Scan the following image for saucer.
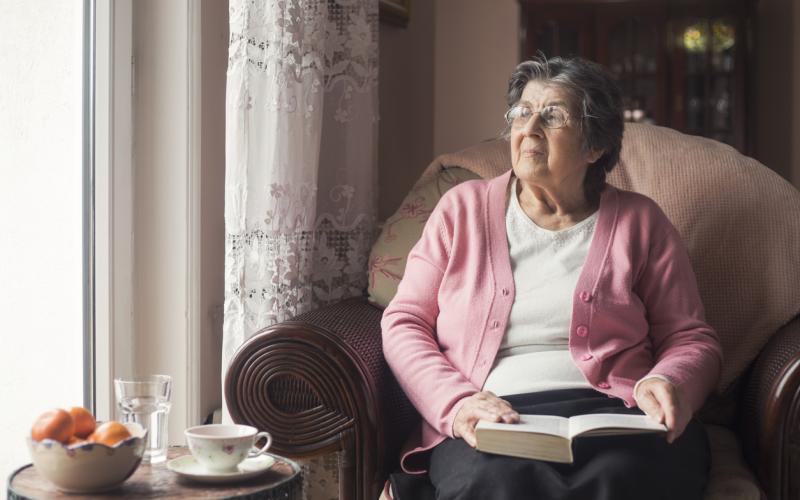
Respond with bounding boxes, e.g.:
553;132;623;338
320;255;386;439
167;454;276;484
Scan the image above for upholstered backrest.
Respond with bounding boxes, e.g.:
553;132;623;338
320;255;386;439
368;123;800;392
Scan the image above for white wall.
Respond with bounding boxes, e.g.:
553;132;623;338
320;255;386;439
433;0;519;156
0;0;84;492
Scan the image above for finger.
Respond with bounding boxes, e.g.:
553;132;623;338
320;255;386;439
475;399;514;417
482;393;514;410
637;390;664;423
650;385;677;431
652;384;677;420
471;407;504;423
456;421;477;448
463;425;477;447
650;385;685;443
494;400;519;418
477;398;519;423
500;411;520;423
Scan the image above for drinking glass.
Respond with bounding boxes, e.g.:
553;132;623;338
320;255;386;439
114;374;172;464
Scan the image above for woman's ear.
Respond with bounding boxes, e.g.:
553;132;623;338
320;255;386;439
586;148;604;164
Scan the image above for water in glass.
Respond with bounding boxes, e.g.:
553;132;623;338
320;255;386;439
114;375;172;464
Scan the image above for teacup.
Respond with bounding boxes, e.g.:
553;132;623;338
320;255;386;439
184;424;272;473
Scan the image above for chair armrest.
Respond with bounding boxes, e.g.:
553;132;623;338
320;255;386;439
224;297;418;500
740;314;800;500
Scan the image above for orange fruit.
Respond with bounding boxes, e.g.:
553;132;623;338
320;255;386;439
68;407;96;438
88;421;131;446
31;409;75;444
67;435;87;446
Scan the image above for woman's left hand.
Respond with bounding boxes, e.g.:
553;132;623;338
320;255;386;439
634;378;692;444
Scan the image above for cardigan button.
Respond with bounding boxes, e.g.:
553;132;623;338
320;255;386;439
579;291;592;303
580;353;593;361
576;325;589;337
597;381;611;389
501;288;510;296
491;320;500;329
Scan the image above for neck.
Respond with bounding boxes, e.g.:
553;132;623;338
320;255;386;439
516;178;595;222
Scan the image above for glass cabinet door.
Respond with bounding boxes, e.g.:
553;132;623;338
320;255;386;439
602;14;665;125
519;0;751;154
670;17;741;148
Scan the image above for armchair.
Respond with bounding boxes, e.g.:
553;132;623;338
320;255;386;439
225;123;800;500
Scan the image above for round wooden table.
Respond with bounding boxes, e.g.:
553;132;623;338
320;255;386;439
7;447;302;499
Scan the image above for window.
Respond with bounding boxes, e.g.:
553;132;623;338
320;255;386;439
0;0;88;486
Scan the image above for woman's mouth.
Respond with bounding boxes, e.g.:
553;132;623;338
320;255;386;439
522;149;544;158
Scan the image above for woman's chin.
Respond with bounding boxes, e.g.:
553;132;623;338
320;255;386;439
513;161;547;180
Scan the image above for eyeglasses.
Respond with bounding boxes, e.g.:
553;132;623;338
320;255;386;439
504;104;571;129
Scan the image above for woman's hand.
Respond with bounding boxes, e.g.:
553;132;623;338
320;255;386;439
634;378;692;443
453;391;520;447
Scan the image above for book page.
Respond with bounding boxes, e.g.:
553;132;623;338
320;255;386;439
477;414;570;439
568;413;666;439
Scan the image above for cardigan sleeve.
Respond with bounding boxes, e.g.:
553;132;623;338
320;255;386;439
635;219;724;413
381;199;480;438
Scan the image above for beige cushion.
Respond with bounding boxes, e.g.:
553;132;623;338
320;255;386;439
703;425;764;500
368;167;480;306
376;425;764;500
369;123;800;392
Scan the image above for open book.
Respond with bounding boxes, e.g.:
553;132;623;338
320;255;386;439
475;413;667;463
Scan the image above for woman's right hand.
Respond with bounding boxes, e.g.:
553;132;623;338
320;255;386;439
453;391;520;447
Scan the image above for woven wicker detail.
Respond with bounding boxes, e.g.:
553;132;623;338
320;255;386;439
225;297;422;499
227;337;355;453
740;314;800;499
290;298;420;469
268;375;322;413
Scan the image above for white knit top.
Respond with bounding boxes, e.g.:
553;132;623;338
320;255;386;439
482;179;596;397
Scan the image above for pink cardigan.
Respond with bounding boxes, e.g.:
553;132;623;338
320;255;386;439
381;170;723;473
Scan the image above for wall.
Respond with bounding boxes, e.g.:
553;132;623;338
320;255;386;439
433;0;520;157
794;0;800;187
754;0;794;182
200;0;228;424
378;0;520;220
378;0;435;220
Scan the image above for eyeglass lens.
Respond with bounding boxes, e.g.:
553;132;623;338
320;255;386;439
507;105;568;129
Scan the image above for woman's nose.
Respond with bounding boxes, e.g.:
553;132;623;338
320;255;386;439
521;112;544;136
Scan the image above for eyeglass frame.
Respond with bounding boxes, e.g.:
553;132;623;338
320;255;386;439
504;103;576;130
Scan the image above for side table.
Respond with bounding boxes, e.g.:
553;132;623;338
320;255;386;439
7;446;302;499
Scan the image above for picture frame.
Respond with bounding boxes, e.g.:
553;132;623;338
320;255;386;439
379;0;410;27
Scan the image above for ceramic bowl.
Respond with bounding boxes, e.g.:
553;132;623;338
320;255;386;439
26;422;147;493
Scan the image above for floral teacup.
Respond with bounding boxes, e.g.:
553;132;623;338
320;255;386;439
184;424;272;473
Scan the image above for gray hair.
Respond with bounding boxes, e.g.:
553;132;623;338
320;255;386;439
506;56;624;204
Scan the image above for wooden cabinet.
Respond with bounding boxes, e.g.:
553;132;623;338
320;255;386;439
519;0;754;153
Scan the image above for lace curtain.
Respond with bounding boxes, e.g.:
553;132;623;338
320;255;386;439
222;0;378;428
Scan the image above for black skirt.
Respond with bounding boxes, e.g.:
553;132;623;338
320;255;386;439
391;388;710;500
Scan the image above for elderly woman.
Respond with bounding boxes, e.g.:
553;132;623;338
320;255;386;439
381;56;723;500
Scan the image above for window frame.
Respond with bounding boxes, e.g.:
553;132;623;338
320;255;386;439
93;0;135;422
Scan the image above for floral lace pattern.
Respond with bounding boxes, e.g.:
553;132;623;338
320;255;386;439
223;2;378;499
228;0;378;120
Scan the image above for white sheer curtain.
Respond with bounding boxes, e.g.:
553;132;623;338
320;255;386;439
222;0;378;414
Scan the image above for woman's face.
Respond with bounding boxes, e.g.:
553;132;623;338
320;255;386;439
509;81;600;197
